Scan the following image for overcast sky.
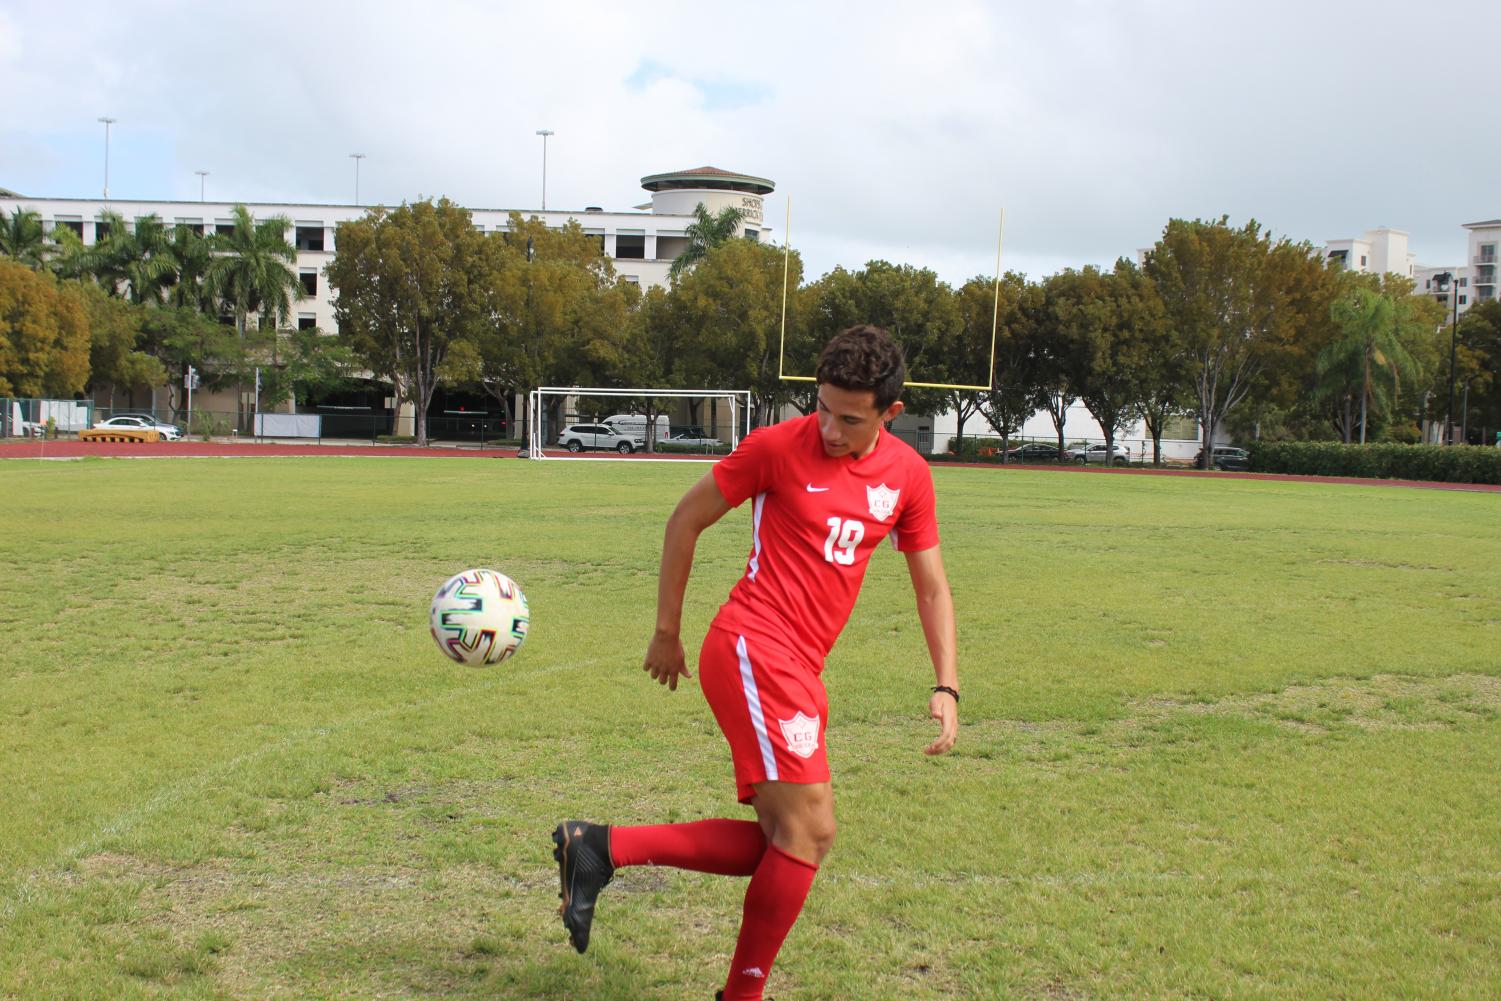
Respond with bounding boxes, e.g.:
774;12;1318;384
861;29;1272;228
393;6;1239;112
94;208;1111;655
2;0;1496;284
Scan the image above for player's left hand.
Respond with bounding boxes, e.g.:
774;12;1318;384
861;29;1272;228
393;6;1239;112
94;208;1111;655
924;691;958;755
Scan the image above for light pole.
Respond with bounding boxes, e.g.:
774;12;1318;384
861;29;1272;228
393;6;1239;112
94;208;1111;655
535;129;554;209
195;170;208;202
1435;271;1462;445
349;153;365;205
98;116;116;199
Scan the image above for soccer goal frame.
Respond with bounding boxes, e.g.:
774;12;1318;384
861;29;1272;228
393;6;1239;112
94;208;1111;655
525;386;752;459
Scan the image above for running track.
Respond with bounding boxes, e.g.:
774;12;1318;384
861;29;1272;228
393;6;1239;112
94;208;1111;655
1;439;1497;492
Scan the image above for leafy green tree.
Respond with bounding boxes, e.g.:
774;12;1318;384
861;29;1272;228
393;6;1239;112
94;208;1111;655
69;283;163;408
0;259;90;397
1447;301;1501;443
327;199;497;445
668;203;746;282
256;326;358;409
1143;216;1326;466
138;305;249;415
665;238;806;424
451;214;634;438
1050;261;1167;464
1030;274;1077;456
0;208;48;270
980;273;1047;458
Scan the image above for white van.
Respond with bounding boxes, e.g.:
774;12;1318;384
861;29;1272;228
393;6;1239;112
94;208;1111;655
603;413;670;442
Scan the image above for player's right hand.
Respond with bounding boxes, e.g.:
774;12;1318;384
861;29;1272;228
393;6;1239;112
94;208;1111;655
643;629;692;691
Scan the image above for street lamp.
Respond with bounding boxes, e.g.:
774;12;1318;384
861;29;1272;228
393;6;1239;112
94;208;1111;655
349;153;365;205
195;170;208;202
97;116;116;199
535;129;554;210
1434;271;1462;445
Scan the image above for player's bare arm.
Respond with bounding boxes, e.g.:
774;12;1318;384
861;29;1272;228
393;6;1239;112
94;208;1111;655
643;470;733;690
905;544;959;755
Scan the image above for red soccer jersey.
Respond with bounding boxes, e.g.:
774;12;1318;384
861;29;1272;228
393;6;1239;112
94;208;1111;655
710;413;940;670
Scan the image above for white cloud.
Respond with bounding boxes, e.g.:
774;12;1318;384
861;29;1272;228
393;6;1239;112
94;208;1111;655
1;0;1496;280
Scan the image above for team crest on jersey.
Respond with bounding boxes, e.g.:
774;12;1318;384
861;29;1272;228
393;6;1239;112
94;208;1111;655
778;712;821;759
866;483;900;522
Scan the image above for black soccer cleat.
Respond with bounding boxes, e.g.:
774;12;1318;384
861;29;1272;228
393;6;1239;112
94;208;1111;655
553;820;614;953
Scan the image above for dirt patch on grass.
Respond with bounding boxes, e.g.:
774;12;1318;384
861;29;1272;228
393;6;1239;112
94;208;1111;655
1142;673;1501;732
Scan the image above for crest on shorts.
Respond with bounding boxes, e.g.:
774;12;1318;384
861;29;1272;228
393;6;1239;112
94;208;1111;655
778;712;821;759
866;483;900;522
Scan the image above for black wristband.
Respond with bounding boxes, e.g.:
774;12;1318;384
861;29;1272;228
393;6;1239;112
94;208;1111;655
932;685;959;703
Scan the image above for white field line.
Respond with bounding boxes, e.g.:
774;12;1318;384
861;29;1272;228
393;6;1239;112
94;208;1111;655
0;652;614;921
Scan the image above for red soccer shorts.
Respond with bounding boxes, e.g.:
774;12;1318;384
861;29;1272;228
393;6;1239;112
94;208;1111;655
699;625;830;803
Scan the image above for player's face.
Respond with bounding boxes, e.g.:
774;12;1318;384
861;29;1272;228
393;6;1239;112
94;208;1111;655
816;384;904;458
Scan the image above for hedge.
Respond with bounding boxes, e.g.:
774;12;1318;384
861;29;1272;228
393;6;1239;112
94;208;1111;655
1247;441;1501;485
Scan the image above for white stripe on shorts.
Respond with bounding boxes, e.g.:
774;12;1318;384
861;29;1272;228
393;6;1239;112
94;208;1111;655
735;634;779;782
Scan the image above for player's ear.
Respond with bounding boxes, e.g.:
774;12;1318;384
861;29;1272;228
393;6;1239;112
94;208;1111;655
881;400;905;424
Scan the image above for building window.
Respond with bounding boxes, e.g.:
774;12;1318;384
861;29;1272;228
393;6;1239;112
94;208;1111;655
1328;250;1348;268
95;220;113;240
298;315;317;331
295;225;325;252
1360;255;1367;267
56;219;84;238
1459;295;1468;305
615;234;645;260
622;275;640;286
216;222;236;238
744;228;759;242
1460;277;1468;287
300;272;318;297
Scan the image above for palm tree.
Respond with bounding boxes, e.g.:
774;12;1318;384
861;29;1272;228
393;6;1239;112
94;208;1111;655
1317;286;1418;443
166;223;214;313
206;204;302;334
667;202;746;281
92;212;177;304
0;208;48;269
205;204;303;426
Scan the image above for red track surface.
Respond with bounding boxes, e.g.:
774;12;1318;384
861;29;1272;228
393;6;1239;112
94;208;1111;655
2;439;1496;492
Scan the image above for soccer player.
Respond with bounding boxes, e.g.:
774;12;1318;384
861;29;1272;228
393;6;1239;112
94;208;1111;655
553;324;959;999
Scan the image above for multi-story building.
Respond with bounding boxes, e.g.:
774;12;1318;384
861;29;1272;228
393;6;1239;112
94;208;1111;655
0;165;774;335
1323;227;1417;278
1465;219;1500;310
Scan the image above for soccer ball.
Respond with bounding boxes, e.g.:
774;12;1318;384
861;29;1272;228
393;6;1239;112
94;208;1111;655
429;569;530;666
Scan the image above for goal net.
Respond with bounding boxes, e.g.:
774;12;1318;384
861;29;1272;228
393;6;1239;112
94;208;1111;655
524;387;751;459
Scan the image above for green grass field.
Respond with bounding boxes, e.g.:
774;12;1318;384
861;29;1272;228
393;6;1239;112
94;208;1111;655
2;457;1499;1000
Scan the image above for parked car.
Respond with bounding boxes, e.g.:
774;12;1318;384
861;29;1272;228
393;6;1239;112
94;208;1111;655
664;429;724;448
1065;443;1130;465
1003;442;1062;463
557;423;645;453
1196;445;1250;471
603;413;670;442
94;415;183;440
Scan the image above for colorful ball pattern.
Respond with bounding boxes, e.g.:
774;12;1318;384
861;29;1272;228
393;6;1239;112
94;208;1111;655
429;569;530;666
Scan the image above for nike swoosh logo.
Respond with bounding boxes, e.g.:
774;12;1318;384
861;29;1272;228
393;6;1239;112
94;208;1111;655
805;483;830;492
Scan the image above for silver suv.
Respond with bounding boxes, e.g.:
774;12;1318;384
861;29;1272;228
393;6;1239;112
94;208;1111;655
557;423;645;454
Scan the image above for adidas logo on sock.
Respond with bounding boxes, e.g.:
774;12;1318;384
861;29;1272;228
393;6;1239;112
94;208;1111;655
741;967;765;978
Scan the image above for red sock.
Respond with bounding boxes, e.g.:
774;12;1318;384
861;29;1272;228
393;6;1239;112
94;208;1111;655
721;845;818;1000
610;819;767;876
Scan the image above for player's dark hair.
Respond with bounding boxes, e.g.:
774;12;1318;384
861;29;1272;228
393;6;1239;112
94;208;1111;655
815;325;907;412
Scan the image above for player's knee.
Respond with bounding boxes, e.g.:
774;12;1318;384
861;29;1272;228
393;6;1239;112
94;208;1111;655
809;815;836;859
